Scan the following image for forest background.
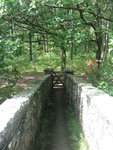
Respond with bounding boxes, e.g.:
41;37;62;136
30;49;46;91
0;0;113;102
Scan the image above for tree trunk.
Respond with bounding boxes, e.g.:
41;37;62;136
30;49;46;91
61;48;66;71
11;22;14;41
37;34;40;46
102;0;111;60
95;0;102;69
46;34;48;52
103;21;109;60
70;9;74;60
29;32;33;61
43;34;46;52
96;33;102;69
70;36;73;60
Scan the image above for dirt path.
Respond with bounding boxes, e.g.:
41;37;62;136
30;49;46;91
47;88;70;150
0;72;43;103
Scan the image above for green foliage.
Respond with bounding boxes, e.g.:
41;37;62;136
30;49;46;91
0;0;113;100
98;81;108;90
0;37;26;97
99;63;113;96
0;38;24;87
110;50;113;64
0;86;22;103
87;60;113;96
65;102;89;150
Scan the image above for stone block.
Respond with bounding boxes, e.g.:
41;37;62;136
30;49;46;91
65;74;113;150
0;75;52;150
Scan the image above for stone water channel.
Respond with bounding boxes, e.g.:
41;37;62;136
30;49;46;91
38;69;72;150
46;88;70;150
0;70;113;150
35;70;88;150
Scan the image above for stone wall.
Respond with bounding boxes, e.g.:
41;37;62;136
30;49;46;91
0;75;52;150
65;74;113;150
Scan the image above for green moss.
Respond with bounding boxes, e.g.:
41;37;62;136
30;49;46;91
65;102;89;150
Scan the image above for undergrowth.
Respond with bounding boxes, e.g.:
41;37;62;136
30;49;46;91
65;101;89;150
0;86;22;104
88;61;113;96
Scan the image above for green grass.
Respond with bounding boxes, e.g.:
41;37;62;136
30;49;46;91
65;102;89;150
18;51;62;73
18;51;92;74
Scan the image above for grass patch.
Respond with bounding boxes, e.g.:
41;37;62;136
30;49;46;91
65;102;89;150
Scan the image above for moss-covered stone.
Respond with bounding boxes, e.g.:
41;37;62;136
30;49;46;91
0;75;52;150
65;74;113;150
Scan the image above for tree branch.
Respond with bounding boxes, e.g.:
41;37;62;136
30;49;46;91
77;4;96;30
45;4;113;22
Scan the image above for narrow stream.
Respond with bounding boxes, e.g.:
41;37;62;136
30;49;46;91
46;88;70;150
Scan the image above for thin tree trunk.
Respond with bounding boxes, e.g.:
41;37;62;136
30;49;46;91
96;33;102;69
46;34;48;52
70;9;74;60
103;21;109;60
37;34;41;50
95;0;102;69
102;0;111;61
11;21;14;41
29;32;33;61
61;48;66;71
70;36;73;60
43;34;46;52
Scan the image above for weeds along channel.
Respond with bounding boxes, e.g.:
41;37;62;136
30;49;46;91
65;101;89;150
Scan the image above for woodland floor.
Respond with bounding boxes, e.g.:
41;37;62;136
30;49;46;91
0;72;43;103
16;72;43;89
